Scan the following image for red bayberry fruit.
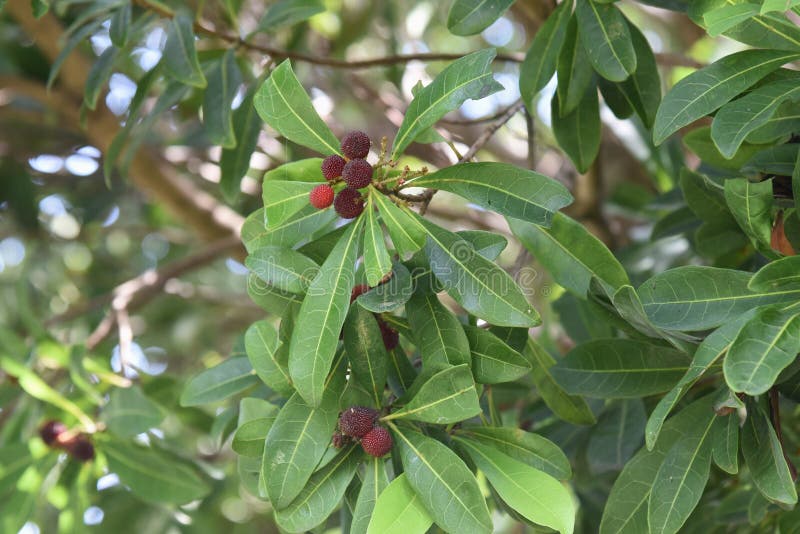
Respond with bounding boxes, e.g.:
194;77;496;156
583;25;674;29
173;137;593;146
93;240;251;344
321;155;346;181
309;184;335;209
377;318;399;351
39;420;67;447
65;436;95;462
342;159;373;188
351;284;370;303
339;406;379;438
341;131;371;159
334;188;365;219
361;426;392;457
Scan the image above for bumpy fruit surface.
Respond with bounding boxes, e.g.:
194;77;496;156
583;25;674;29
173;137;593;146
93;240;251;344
377;318;399;351
361;426;392;457
341;131;371;159
339;406;379;438
39;420;66;447
66;436;95;462
334;188;364;219
332;430;350;448
309;184;335;209
342;159;373;188
321;154;346;181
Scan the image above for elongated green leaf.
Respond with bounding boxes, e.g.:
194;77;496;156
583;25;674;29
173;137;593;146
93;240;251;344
724;304;800;395
446;0;514;35
576;0;636;82
406;290;470;369
0;444;32;496
750;255;800;291
647;412;716;534
551;83;601;173
519;0;572;105
343;304;389;407
99;437;211;504
456;426;572;480
204;50;242;149
384;364;480;423
180;356;257;406
645;308;756;450
552;339;691;398
557;15;594;116
84;47;118;110
357;262;413;313
510;213;629;297
366;474;433;534
712;75;800;158
638;266;800;331
391;425;493;534
352;458;389;534
653;49;800;144
462;325;531;383
102;386;165;437
405;162;572;226
289;220;362;406
364;195;392;287
391;49;502;159
458;230;507;259
742;400;798;505
264;366;343;508
712;413;739;474
243;205;337;253
703;3;760;35
263;180;319;228
589;400;647;473
259;0;325;30
679;168;732;223
109;4;131;46
761;0;800;13
246;246;319;294
47;19;103;90
524;339;597;425
724;177;774;253
418;216;540;327
372;190;426;258
244;319;293;395
456;438;575;534
232;417;275;457
163;11;207;87
220;89;261;202
255;60;341;156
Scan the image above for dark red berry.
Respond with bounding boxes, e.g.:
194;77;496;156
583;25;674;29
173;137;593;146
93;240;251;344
334;188;365;219
377;318;399;351
339;406;379;438
39;420;67;447
66;436;95;462
361;426;392;457
351;284;370;303
332;430;350;448
341;131;371;159
309;184;335;209
342;159;373;188
321;155;346;181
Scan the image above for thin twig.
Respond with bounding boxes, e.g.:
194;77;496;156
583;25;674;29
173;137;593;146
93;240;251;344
769;387;798;481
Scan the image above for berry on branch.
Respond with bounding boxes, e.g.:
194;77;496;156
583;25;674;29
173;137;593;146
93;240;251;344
39;420;66;447
334;188;365;219
321;154;346;181
66;436;95;462
339;406;379;438
341;131;371;159
377;318;399;351
361;426;392;457
342;158;373;189
309;184;335;209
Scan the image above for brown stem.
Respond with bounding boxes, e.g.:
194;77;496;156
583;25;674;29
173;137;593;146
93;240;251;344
769;387;798;481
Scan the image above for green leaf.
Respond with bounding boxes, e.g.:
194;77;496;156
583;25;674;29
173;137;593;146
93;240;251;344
343;304;389;407
372;191;426;258
653;49;800;145
456;425;572;480
232;417;276;457
519;0;572;106
510;213;629;296
418;216;540;327
405;162;573;226
0;444;32;496
102;386;165;437
761;0;800;13
391;425;493;534
391;49;502;159
246;245;319;294
724;304;800;395
524;339;597;425
364;195;393;287
406;290;471;370
384;364;480;424
638;266;800;331
446;0;515;35
263;366;343;508
356;262;414;313
647;412;717;534
724;177;774;253
351;457;389;534
557;15;594;116
588;400;647;473
84;47;118;110
552;339;691;398
750;255;800;291
457;230;507;259
795;125;800;212
741;400;798;505
244;319;293;395
289;220;362;406
99;436;211;505
47;19;103;90
551;82;601;173
679;168;733;223
684;127;767;171
255;60;341;156
163;11;207;88
703;4;760;36
366;473;434;534
180;356;257;406
203;50;242;149
711;74;800;158
455;438;575;534
220;89;261;202
259;0;325;31
275;445;361;532
712;413;739;475
263;180;320;228
463;325;531;384
575;0;636;82
243;205;337;253
109;4;131;47
645;309;756;450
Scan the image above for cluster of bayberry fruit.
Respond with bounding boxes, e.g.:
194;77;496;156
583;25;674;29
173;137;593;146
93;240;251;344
333;406;392;457
309;131;374;218
39;420;95;462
